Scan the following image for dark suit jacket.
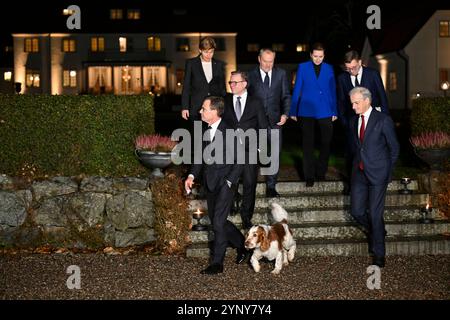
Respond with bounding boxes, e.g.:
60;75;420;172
181;56;226;120
337;66;389;126
247;67;291;127
223;93;269;157
190;119;243;192
349;109;399;185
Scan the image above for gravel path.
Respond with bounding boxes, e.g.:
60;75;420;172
1;253;449;300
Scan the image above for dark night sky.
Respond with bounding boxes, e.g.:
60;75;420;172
0;0;449;65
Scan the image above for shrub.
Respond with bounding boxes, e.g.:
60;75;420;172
410;97;450;136
0;94;154;177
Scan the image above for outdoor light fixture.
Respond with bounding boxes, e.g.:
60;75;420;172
441;81;449;97
399;177;413;195
192;208;207;231
419;204;434;224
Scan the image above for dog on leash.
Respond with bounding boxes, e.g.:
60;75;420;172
244;202;296;274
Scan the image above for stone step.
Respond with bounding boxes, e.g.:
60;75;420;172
186;235;450;257
189;193;429;211
193;206;444;226
188;220;450;243
191;180;419;197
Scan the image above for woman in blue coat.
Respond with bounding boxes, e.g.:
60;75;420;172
289;43;338;187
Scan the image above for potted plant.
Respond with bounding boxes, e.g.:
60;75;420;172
410;131;450;170
134;134;177;177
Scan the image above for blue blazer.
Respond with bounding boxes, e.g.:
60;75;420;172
289;61;337;119
349;109;399;185
337;66;389;127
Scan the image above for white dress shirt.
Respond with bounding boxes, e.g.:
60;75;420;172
201;60;213;83
358;106;373;139
233;91;248;117
259;69;272;87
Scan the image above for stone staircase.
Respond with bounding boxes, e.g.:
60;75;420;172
186;180;450;257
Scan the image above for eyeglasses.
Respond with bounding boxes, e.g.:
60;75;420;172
228;80;246;86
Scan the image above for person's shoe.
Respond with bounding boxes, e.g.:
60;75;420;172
200;264;223;275
305;180;314;187
235;248;249;264
266;188;280;197
371;256;385;268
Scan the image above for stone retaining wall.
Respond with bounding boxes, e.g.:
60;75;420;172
0;175;155;248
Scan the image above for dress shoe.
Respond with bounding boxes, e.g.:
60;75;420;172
266;188;280;197
235;248;249;264
200;264;223;275
371;256;385;268
305;180;314;187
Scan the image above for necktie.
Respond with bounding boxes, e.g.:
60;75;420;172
264;72;270;89
359;115;365;170
206;126;213;145
235;96;242;121
354;76;360;87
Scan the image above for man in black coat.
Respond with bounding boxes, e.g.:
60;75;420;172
185;96;247;275
248;48;291;197
223;71;269;229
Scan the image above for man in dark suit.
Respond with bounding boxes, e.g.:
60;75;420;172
185;96;247;275
248;48;291;197
337;50;390;193
223;71;269;229
181;37;226;122
349;87;399;268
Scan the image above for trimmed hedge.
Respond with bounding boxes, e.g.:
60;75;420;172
411;97;450;136
0;94;154;177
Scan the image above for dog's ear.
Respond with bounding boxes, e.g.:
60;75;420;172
260;229;270;251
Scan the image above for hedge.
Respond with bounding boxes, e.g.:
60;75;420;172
0;94;154;177
411;97;450;136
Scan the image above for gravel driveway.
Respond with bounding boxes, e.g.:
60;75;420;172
1;253;448;300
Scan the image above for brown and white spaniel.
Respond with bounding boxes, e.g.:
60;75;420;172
244;203;296;274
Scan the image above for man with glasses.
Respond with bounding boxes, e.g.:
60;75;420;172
337;50;390;194
223;71;268;230
248;48;291;197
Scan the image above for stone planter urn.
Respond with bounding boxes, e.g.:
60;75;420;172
414;148;450;171
135;150;173;177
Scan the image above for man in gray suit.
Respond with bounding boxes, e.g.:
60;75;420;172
248;48;291;197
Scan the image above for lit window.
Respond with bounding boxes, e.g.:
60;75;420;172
4;71;12;81
119;37;127;52
176;38;190;52
24;38;39;53
389;72;397;91
440;21;450;37
91;37;105;52
272;43;285;52
110;9;123;20
63;70;77;87
147;36;161;51
62;39;76;52
26;70;40;87
296;44;308;52
127;9;140;20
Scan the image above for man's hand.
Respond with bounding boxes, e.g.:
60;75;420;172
277;115;288;126
290;116;298;122
181;110;189;120
332;116;338;122
185;176;194;194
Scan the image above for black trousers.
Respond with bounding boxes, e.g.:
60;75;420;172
301;117;333;181
207;182;245;265
239;163;258;229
